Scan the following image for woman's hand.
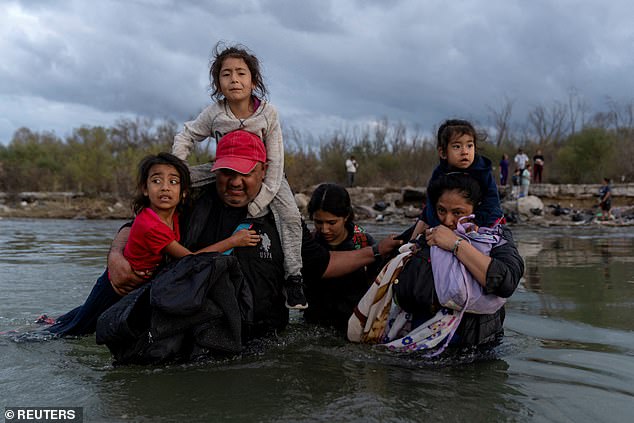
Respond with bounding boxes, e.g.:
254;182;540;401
426;225;492;285
229;229;261;248
377;234;403;256
425;225;461;251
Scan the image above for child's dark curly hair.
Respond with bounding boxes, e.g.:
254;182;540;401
132;152;191;215
209;41;268;101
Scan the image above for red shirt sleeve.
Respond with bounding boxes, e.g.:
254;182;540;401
124;208;179;272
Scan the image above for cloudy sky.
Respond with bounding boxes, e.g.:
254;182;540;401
1;0;633;146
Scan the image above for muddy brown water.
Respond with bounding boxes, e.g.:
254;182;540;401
1;218;632;422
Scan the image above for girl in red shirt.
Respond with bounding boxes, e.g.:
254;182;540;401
125;153;260;278
47;153;260;336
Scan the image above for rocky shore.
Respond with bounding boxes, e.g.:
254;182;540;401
295;183;634;227
3;183;634;226
0;192;131;220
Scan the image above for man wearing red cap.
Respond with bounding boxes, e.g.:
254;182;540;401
205;130;308;310
211;130;269;208
108;131;402;337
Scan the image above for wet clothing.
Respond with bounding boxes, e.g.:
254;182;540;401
430;222;507;314
422;155;504;227
181;182;331;336
303;223;376;331
47;270;122;336
49;207;179;337
181;184;286;334
124;208;180;274
96;253;251;364
393;225;523;347
50;179;332;344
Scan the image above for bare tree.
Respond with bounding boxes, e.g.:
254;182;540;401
606;97;634;133
388;121;408;154
370;117;390;155
283;126;311;153
409;124;430;150
567;87;590;134
589;111;613;129
487;97;515;148
527;101;570;145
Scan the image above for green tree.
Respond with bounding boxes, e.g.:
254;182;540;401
2;128;67;192
318;133;350;184
65;126;115;193
555;127;617;183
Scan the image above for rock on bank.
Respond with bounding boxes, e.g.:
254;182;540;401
3;183;634;225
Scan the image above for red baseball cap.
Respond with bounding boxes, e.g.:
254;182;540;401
211;130;267;174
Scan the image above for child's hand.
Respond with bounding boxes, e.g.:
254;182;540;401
230;229;261;247
134;269;154;279
467;224;479;233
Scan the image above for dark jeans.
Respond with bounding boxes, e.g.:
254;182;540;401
347;172;356;187
533;164;543;183
47;269;122;336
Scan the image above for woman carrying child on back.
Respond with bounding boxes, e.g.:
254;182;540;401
172;42;307;310
348;173;523;353
409;119;504;241
47;152;260;336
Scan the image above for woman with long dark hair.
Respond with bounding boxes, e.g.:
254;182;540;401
303;183;379;331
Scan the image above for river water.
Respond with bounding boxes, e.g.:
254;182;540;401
1;218;633;422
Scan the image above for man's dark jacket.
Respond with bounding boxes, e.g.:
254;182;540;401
96;253;253;364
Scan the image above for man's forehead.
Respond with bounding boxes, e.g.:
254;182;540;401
215;162;265;176
216;168;248;176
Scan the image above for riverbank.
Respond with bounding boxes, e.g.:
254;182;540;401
0;192;131;220
298;183;634;227
2;183;634;226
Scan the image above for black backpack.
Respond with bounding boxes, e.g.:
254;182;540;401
391;246;438;320
96;253;253;365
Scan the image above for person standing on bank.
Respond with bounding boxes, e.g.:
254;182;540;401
520;163;531;198
511;168;521;199
499;153;509;186
533;149;545;183
514;148;529;172
345;155;359;187
598;177;612;220
171;42;307;310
